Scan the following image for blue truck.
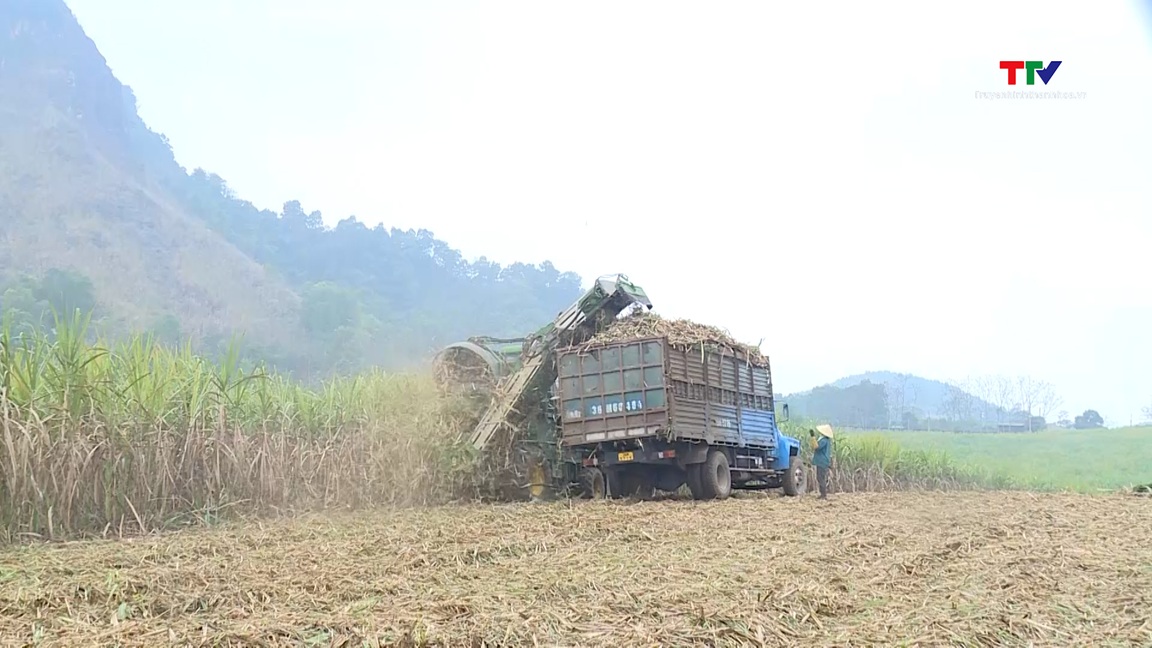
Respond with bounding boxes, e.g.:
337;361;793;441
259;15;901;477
554;334;807;500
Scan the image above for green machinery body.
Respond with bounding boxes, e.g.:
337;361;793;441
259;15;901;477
433;336;526;388
432;274;654;499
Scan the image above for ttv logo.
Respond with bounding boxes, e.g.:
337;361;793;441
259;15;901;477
999;60;1061;85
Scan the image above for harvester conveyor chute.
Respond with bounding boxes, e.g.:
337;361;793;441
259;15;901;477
468;274;653;452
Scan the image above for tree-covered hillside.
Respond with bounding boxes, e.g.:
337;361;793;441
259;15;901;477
0;0;582;378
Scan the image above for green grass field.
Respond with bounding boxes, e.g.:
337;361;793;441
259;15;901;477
846;427;1152;492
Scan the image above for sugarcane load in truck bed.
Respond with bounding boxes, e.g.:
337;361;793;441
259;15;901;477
431;273;806;501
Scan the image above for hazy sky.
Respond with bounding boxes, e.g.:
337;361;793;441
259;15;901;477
64;0;1152;424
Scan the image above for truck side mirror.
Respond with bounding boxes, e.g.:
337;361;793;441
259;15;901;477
781;403;790;422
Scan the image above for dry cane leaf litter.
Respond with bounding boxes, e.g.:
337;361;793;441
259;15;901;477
1;491;1149;647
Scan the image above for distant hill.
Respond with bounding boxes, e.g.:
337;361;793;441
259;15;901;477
780;370;1005;430
0;0;583;378
828;371;1000;418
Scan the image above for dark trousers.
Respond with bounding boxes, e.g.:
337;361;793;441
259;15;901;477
816;466;830;498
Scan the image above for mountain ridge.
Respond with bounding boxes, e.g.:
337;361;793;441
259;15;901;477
1;0;304;346
1;0;584;377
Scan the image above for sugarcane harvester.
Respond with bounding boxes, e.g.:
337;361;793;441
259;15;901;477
435;274;653;498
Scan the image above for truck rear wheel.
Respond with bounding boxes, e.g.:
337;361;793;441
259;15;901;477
700;449;732;500
579;467;606;499
782;453;807;496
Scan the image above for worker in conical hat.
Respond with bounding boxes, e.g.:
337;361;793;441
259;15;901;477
809;424;835;499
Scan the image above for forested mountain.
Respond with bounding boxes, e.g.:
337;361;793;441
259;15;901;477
0;0;582;378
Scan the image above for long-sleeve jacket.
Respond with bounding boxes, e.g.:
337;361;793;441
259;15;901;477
812;435;832;468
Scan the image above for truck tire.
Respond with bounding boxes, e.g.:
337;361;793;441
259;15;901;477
685;463;706;500
782;453;807;496
579;467;606;499
700;449;732;500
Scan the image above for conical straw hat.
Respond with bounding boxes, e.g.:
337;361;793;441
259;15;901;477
816;424;834;439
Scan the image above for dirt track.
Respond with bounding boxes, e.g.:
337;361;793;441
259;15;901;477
1;491;1149;647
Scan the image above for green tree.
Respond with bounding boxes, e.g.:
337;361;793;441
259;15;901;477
300;282;360;337
149;313;183;346
0;283;46;336
33;268;97;317
1074;409;1104;429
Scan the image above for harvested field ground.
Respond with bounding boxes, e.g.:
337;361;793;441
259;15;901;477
2;492;1150;647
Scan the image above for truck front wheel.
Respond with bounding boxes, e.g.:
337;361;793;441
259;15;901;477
700;449;732;500
782;453;807;496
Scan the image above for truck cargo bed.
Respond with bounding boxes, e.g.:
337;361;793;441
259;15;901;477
556;336;778;449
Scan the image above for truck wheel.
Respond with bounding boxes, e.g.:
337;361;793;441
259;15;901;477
782;453;807;496
579;467;606;499
700;449;732;500
685;464;706;500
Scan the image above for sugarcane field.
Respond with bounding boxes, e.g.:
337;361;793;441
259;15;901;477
2;306;1150;647
4;2;1152;646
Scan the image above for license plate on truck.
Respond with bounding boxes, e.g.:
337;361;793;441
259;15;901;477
617;451;634;462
